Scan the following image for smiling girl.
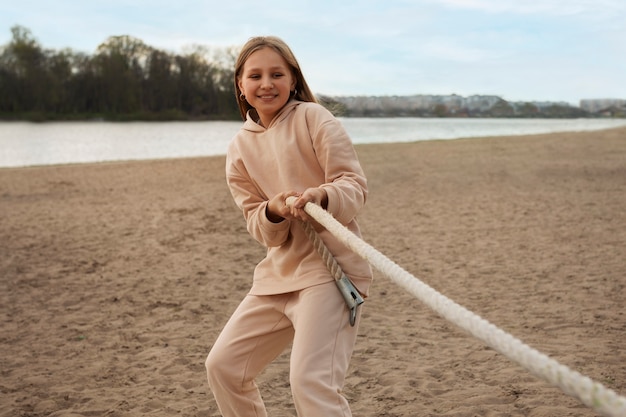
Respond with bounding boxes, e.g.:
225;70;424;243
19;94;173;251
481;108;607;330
205;36;372;417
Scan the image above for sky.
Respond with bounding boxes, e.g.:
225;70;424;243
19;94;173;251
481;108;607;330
2;0;625;105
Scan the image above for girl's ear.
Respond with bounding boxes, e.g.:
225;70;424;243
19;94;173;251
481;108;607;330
237;78;244;94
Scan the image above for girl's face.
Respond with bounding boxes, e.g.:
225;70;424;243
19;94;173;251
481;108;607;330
238;47;296;127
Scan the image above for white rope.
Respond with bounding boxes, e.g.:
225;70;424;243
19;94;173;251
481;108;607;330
288;198;626;417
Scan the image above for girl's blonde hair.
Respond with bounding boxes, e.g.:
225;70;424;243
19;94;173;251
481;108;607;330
234;36;317;120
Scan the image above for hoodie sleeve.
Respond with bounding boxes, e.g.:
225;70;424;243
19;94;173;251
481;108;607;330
225;142;292;248
304;105;368;225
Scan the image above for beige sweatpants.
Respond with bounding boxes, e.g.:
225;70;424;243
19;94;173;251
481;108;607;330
205;280;361;417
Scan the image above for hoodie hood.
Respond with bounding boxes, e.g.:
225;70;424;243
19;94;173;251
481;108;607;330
242;100;301;132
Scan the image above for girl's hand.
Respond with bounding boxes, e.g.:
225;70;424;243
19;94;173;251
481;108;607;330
267;191;301;223
290;188;328;227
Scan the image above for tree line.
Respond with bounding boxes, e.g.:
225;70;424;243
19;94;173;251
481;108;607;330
0;26;240;121
2;26;622;121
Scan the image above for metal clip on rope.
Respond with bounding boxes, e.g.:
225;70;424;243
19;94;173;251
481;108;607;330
335;274;365;326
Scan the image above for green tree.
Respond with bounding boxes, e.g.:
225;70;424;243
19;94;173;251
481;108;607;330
45;49;74;113
0;25;48;113
490;99;515;117
517;102;539;117
94;35;149;114
433;104;448;117
144;49;176;112
67;52;98;114
210;46;238;118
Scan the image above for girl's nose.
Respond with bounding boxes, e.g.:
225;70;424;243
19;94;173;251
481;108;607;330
261;77;274;89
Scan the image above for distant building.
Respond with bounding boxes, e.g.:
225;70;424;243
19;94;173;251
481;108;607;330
328;94;626;117
580;99;626;113
334;94;503;115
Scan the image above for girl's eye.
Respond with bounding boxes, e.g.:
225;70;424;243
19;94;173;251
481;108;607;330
273;73;283;78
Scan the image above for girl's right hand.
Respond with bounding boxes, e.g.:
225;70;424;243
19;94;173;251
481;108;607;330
266;191;301;223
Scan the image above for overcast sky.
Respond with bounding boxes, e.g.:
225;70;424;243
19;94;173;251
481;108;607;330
2;0;625;105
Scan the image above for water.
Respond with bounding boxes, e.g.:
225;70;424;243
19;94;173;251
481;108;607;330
341;117;626;143
0;121;240;168
1;118;626;168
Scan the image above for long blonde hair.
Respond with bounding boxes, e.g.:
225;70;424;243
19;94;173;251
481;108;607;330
234;36;317;120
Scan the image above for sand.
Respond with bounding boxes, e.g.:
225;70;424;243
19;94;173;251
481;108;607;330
1;127;625;417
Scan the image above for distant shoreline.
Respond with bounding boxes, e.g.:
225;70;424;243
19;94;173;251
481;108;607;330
2;95;625;122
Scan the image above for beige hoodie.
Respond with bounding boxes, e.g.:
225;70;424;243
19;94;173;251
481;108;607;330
225;100;373;296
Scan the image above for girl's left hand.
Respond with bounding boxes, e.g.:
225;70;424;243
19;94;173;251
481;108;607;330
290;188;328;226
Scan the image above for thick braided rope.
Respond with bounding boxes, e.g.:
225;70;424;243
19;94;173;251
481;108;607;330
300;221;343;281
292;199;626;417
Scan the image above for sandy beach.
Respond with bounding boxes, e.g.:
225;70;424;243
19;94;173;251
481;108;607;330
1;126;625;417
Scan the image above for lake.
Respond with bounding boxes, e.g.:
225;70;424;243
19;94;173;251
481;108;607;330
2;118;626;168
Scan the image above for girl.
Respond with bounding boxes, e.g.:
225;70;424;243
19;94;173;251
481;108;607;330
205;36;372;417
